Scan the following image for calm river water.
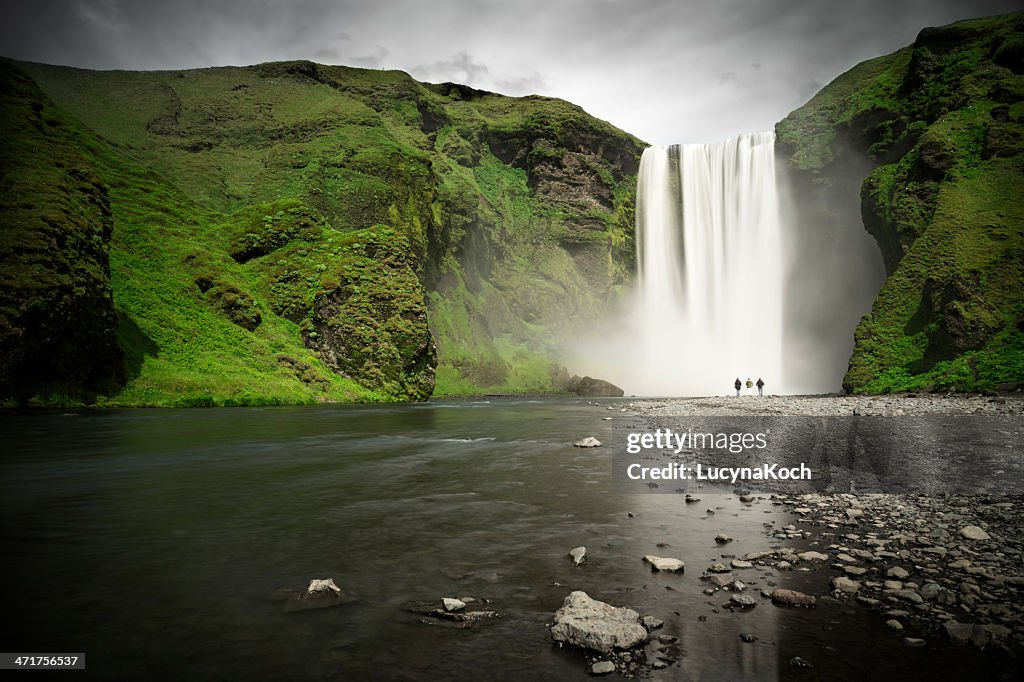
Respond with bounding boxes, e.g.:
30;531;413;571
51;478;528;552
0;400;1015;680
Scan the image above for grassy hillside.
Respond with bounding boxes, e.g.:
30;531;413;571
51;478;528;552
1;59;642;405
777;12;1024;393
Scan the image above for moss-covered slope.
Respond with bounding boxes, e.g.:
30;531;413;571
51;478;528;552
1;58;642;405
778;12;1024;393
0;64;123;401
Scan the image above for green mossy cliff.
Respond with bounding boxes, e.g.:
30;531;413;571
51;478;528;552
0;58;642;405
778;12;1024;393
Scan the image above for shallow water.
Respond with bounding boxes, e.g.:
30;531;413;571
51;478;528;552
0;400;1017;681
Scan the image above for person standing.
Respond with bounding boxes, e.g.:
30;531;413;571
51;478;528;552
734;377;741;397
756;377;765;397
745;378;754;395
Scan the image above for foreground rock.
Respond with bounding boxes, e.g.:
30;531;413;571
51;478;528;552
643;555;685;572
551;591;648;654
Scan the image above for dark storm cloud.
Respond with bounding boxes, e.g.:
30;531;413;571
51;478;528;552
0;0;1019;143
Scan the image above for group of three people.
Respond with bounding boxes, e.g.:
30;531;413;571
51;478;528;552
734;377;765;397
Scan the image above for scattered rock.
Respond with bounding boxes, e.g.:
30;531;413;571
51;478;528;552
729;594;757;609
707;562;731;574
641;616;664;632
715;533;733;544
643;555;685;572
886;619;904;632
831;576;862;594
307;578;341;595
591;661;615;675
797;551;829;562
919;583;941;601
903;638;926;647
443;598;466;612
740;633;758;643
959;525;990;541
574;437;602;448
730;559;753;569
943;622;991;648
550;591;648;654
895;589;924;605
789;656;813;668
705;573;736;589
887;567;910;580
569;546;587;566
770;589;816;607
283;578;350;612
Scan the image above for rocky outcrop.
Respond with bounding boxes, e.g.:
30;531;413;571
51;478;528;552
0;63;124;404
567;375;625;397
303;229;436;401
777;12;1024;394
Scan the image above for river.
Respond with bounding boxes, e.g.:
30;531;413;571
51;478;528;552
0;399;1014;680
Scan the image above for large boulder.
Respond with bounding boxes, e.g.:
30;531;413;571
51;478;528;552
568;375;625;397
550;591;648;653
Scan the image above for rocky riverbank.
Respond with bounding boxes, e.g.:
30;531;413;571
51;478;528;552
768;490;1024;653
571;393;1023;668
627;392;1024;417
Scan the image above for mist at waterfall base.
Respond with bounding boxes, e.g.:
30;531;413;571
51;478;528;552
567;132;885;396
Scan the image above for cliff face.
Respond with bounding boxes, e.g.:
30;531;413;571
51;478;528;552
777;12;1024;393
0;64;124;402
0;58;642;405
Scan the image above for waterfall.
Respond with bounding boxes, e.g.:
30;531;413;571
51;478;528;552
634;132;784;396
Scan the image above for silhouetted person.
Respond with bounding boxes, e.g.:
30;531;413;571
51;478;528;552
745;378;753;395
734;377;741;397
756;377;765;396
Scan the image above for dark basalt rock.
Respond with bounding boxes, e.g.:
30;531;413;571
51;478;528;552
567;375;625;397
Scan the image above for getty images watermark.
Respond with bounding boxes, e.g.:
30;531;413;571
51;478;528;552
621;427;811;487
611;415;1024;495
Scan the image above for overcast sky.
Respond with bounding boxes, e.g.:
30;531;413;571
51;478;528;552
1;0;1019;144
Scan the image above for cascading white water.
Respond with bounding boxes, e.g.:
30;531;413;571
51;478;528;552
634;132;784;395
